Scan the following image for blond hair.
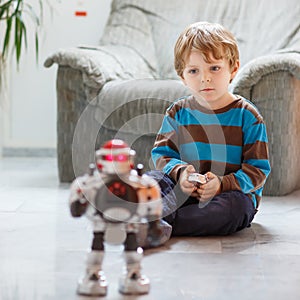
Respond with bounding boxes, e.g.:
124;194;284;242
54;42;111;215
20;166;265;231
174;22;239;77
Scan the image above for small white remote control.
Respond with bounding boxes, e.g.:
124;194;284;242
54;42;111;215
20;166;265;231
188;173;208;186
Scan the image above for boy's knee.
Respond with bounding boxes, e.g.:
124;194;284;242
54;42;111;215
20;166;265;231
229;191;256;231
230;191;255;216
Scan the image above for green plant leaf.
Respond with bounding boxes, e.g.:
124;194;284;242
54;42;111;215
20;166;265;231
2;15;12;57
0;2;10;20
1;0;57;67
0;1;14;20
35;31;39;64
14;11;25;65
23;19;27;48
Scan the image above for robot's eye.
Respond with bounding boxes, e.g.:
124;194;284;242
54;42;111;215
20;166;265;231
102;154;128;162
116;154;127;162
103;154;113;161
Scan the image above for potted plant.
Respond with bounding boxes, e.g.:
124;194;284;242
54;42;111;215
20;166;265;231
0;0;53;152
0;0;49;65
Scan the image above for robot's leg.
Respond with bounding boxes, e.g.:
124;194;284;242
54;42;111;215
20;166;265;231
119;232;150;295
77;232;108;296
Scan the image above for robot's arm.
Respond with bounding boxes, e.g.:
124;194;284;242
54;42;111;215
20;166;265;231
69;178;89;218
70;199;88;217
139;176;164;246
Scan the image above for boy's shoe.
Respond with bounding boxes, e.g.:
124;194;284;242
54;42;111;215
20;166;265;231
137;219;172;249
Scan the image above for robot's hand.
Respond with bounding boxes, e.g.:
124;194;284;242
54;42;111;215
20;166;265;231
147;219;163;247
70;199;88;217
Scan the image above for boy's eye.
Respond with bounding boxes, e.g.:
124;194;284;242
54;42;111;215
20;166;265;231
188;69;198;74
211;66;220;71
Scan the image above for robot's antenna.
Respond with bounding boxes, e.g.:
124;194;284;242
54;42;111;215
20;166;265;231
89;163;96;176
136;164;144;176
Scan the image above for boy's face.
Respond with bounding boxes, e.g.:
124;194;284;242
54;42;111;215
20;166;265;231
181;50;239;109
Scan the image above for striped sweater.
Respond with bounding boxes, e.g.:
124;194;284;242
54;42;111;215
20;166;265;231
151;95;271;208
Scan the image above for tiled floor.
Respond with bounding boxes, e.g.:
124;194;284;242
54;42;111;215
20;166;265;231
1;157;300;300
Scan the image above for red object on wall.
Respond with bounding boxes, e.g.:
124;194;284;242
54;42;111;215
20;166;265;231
75;11;87;17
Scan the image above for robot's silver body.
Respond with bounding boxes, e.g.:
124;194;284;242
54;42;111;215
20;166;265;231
69;140;163;296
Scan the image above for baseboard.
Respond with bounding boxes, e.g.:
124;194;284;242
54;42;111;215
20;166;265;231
2;147;56;157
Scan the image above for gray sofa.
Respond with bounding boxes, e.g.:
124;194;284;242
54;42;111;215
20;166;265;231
45;0;300;196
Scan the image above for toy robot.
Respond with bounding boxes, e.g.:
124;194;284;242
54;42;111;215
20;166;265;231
69;139;163;296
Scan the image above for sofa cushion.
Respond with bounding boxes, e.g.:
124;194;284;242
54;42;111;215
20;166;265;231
92;79;189;134
100;0;159;76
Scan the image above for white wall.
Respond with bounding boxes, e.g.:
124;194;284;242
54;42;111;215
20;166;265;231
2;0;112;152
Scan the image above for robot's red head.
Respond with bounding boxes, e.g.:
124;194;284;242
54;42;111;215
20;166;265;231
96;139;136;174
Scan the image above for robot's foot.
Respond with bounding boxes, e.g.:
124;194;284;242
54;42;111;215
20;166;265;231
77;271;108;296
119;274;150;295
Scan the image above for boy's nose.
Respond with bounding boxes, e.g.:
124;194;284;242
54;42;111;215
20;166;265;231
201;77;211;83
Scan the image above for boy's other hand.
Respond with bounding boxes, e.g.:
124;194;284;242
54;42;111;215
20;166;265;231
196;171;221;202
179;165;199;197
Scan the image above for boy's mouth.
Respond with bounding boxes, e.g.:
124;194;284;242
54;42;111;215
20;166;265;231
201;88;214;92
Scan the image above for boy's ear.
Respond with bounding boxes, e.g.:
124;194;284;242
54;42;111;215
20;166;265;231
230;60;240;81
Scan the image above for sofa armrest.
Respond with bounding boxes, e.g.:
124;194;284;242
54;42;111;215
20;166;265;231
44;45;158;90
232;52;300;196
231;52;300;98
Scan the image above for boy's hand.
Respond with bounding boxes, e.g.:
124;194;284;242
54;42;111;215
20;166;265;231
179;165;199;197
196;172;221;202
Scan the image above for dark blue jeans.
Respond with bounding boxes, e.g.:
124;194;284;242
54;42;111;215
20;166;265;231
147;170;256;236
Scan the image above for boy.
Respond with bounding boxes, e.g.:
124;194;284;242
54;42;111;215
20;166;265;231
149;22;271;236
